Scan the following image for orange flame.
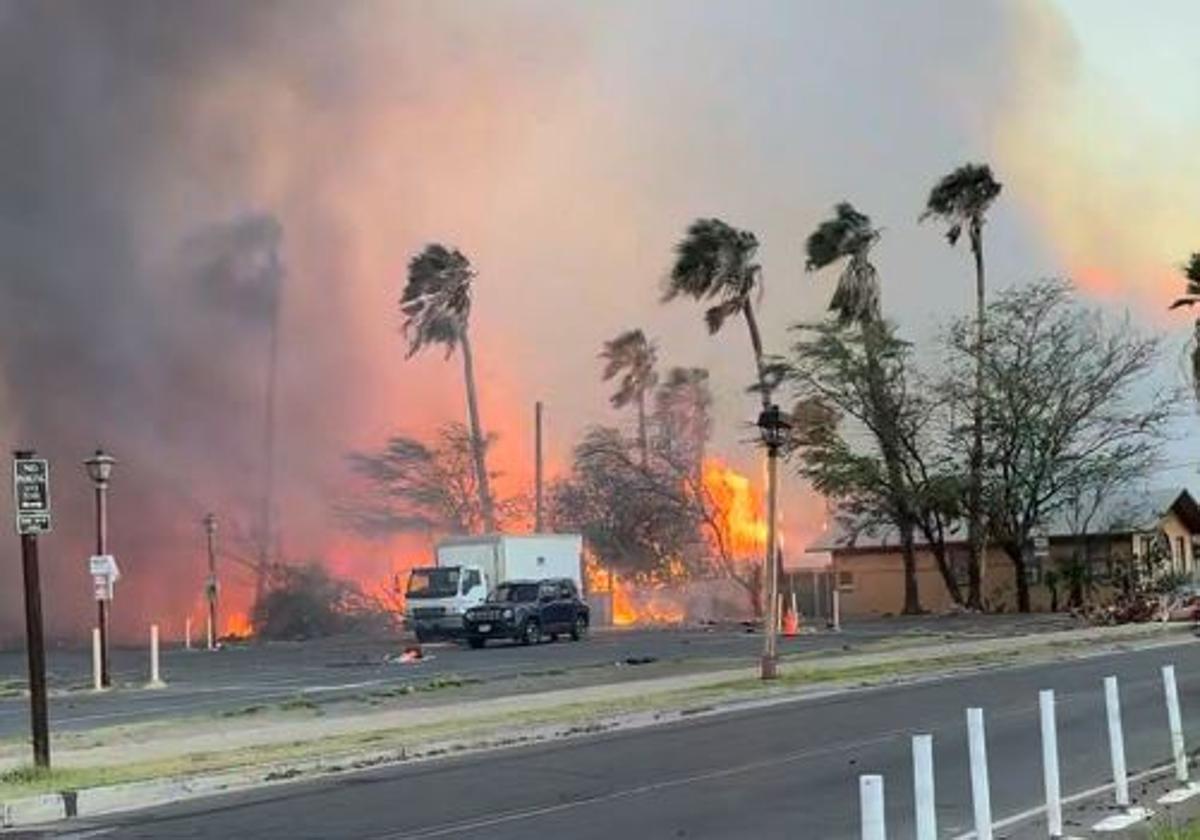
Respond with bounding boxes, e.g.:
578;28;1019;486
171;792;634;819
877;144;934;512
702;458;767;559
222;611;253;639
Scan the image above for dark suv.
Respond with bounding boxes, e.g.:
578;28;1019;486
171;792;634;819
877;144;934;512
462;578;588;648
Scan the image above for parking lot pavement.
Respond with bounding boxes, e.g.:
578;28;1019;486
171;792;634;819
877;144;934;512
0;614;1086;740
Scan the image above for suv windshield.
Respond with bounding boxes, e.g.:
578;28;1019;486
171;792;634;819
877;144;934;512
489;583;540;603
407;568;461;599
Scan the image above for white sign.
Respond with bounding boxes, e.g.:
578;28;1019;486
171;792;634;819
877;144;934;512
12;457;50;535
93;575;114;602
88;555;120;601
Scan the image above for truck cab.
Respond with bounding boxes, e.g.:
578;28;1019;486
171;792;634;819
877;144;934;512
404;565;488;641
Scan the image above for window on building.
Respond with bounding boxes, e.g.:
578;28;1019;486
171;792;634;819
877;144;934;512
1177;536;1186;566
1025;558;1042;586
837;570;855;591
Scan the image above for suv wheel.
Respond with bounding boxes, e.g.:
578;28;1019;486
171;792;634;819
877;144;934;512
570;615;588;641
521;620;541;646
467;636;485;649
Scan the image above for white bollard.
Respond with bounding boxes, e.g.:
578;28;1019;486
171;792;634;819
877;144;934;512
92;627;103;692
1163;664;1189;783
860;774;886;840
206;612;214;651
1040;689;1063;837
967;707;993;840
185;616;192;651
912;734;936;840
149;624;165;688
1105;675;1130;807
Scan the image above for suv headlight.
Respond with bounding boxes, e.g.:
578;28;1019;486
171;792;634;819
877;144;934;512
503;608;514;620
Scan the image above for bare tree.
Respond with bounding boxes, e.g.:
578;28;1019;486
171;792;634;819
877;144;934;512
951;280;1172;612
400;245;496;532
345;423;526;538
922;163;1002;609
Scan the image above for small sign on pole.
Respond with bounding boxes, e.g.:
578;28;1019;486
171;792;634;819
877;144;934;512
13;456;51;535
88;555;120;602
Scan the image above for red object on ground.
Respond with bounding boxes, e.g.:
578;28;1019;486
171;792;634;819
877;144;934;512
783;610;799;637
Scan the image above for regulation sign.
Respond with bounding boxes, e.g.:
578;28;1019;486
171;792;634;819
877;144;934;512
12;457;51;535
89;555;120;602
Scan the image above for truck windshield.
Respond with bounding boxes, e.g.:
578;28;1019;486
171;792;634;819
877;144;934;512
489;583;539;603
407;568;461;599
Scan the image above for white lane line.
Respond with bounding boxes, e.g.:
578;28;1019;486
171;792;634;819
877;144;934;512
368;724;929;840
951;761;1175;839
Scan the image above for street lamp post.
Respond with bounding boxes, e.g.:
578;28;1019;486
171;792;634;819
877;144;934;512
757;404;791;681
83;449;116;688
203;513;218;650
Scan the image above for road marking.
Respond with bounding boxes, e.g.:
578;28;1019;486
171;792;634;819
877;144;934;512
951;762;1174;839
1092;805;1153;832
369;726;926;839
1158;783;1200;804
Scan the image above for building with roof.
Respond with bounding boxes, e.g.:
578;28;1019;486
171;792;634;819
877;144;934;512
803;488;1200;615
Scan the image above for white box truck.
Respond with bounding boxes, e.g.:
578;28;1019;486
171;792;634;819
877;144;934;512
405;534;582;640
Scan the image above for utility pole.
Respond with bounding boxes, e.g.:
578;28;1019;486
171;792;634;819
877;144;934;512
534;401;544;532
84;449;116;688
13;450;50;767
204;513;218;650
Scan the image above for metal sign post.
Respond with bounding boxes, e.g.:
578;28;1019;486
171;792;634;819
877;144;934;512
12;451;50;768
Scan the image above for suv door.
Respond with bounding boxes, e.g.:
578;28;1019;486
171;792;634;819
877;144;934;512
537;582;563;631
556;581;578;632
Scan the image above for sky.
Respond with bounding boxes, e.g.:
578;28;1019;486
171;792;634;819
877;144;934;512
0;0;1196;640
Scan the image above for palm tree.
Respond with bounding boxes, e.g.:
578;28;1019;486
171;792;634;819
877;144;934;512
921;163;1001;611
600;329;659;467
400;244;496;533
1169;252;1200;399
665;219;771;407
805;202;921;615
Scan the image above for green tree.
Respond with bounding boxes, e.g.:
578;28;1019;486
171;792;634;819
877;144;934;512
600;329;659;467
665;219;772;405
803;203;922;614
400;244;495;532
921;163;1002;610
952;280;1170;612
1168;252;1200;398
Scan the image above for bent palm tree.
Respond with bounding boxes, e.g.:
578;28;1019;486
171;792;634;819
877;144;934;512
921;163;1001;611
805;202;921;615
600;329;659;467
665;219;771;406
1170;253;1200;399
400;244;496;533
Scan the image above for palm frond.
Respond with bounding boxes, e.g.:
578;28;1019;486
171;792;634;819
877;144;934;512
665;218;759;309
599;328;658;408
805;202;882;326
921;163;1002;227
400;243;473;357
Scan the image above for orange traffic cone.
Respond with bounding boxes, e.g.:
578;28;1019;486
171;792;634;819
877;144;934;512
783;609;799;637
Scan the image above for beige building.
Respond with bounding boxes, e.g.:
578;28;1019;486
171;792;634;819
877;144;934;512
804;489;1200;616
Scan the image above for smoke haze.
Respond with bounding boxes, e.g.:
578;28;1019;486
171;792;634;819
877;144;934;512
0;0;1192;640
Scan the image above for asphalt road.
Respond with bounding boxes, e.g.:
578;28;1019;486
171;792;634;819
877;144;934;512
23;634;1198;839
0;615;1075;740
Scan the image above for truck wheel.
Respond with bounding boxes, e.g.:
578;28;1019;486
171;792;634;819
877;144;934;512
570;616;588;641
521;620;541;646
467;637;485;649
415;628;430;644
